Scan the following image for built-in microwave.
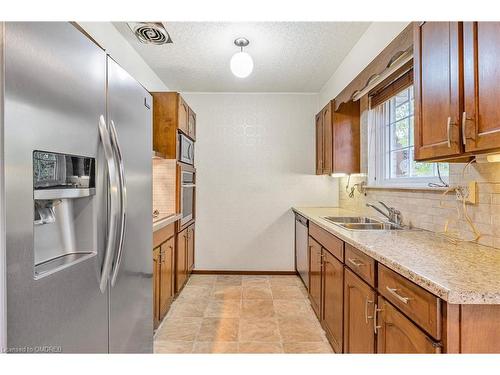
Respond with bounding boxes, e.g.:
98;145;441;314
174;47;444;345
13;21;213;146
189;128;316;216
178;132;194;165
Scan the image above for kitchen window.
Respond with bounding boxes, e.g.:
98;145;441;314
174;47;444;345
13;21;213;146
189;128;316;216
368;85;448;188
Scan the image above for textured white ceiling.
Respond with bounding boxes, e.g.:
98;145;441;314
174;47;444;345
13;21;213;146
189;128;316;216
113;22;370;92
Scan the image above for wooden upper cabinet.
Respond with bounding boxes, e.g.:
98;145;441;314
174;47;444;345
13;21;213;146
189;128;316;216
343;268;376;353
188;108;196;141
308;236;322;319
315;112;324;175
377;297;441;353
332;100;360;174
152;92;196;158
414;22;465;161
178;95;189;136
315;100;360;175
322;249;344;353
463;22;500;153
322;102;333;174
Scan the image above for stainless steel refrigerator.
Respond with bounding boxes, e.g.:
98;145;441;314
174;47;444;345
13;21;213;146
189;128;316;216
2;22;153;353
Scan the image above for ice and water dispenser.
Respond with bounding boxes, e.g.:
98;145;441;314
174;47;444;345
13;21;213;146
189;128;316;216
33;151;96;278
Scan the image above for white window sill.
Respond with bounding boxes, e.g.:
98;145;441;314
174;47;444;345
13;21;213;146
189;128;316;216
364;185;449;192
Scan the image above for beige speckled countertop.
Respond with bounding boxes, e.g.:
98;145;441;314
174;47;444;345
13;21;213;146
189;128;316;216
293;207;500;304
153;213;182;232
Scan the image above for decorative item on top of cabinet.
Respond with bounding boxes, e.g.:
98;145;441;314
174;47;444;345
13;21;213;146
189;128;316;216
315;99;360;175
463;22;500;153
413;22;467;162
152;92;196;159
321;248;344;353
343;268;376;353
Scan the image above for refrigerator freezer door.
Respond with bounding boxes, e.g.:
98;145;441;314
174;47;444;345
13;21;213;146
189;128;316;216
4;23;108;352
107;58;153;353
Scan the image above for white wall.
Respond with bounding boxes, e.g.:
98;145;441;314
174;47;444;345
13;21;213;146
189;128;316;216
319;22;410;108
78;22;168;92
182;93;339;271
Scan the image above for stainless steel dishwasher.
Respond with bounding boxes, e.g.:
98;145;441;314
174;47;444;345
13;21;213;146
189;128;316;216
295;213;309;289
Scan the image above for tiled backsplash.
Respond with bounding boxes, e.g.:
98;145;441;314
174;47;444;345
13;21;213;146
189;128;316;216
339;162;500;249
152;158;177;219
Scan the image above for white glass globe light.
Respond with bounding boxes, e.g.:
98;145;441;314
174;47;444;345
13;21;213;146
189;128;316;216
230;51;254;78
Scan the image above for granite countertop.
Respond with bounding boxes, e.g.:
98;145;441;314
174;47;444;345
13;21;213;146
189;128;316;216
293;206;500;304
153;213;182;232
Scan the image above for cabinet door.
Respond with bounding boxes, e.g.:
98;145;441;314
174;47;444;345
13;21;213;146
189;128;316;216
332;100;360;174
159;237;174;320
188;108;196;141
308;236;322;318
315;112;324;175
153;247;161;328
178;95;189;136
414;22;464;161
463;22;500;153
343;268;376;353
376;297;441;353
321;249;344;353
175;228;188;293
187;224;195;273
322;102;333;175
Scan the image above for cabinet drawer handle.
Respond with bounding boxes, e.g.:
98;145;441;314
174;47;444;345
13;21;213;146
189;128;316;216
365;298;373;324
386;286;411;304
373;304;383;334
348;258;364;267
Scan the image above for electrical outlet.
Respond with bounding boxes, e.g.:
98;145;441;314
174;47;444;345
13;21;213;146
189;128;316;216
456;181;477;204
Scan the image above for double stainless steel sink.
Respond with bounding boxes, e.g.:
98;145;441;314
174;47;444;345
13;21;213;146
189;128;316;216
323;216;404;231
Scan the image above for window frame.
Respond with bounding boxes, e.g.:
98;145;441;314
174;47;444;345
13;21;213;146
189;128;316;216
367;85;449;189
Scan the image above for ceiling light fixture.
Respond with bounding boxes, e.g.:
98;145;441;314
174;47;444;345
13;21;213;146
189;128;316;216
230;38;253;78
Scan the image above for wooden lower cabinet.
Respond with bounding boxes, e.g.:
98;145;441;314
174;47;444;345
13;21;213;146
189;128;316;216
153;222;176;328
308;236;323;318
343;268;376;353
187;224;195;273
176;227;188;293
159;237;174;319
153;247;161;329
321;249;344;353
376;297;441;353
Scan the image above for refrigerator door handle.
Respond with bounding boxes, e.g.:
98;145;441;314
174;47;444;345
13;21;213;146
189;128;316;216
98;115;120;293
109;120;127;287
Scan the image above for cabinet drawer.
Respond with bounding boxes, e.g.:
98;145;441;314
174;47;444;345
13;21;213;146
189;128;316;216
153;222;175;248
378;264;441;340
309;222;344;262
345;244;375;287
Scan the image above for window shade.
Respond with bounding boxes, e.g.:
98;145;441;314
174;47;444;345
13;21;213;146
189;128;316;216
370;68;414;108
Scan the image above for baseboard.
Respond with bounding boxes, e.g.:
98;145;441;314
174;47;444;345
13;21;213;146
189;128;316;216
191;270;298;276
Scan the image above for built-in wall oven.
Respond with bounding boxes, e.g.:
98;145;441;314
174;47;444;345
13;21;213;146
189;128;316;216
178;133;194;165
180;167;195;226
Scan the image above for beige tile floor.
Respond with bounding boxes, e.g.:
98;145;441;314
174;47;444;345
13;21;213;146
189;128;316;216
154;274;333;354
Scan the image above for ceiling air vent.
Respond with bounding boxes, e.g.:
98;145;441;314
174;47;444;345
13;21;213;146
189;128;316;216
127;22;173;45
